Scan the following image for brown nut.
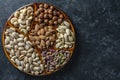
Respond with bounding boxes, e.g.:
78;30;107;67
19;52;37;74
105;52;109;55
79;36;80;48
35;11;39;16
44;4;49;9
44;14;48;19
29;36;36;41
49;20;53;25
52;16;58;21
37;30;41;35
57;11;60;15
44;19;48;24
50;6;54;10
40;23;45;27
49;36;55;41
44;9;48;14
48;26;53;29
40;29;45;35
45;32;50;36
58;18;62;24
59;14;64;19
53;10;57;16
35;24;42;31
39;4;44;8
48;28;55;33
34;17;38;22
45;36;49;40
48;9;52;14
30;32;37;36
39;13;44;19
38;18;43;23
46;40;50;47
35;36;41;40
48;14;53;19
35;40;40;45
44;27;48;32
39;35;46;40
52;34;56;38
54;21;58;25
50;41;54;46
38;7;44;12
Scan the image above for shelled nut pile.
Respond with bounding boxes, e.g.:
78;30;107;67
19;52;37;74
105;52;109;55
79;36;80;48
10;6;33;34
4;27;44;75
34;3;64;26
41;49;70;72
2;3;75;76
56;21;75;49
29;24;56;49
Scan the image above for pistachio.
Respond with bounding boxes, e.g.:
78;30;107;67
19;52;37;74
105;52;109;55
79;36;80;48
66;29;71;35
4;27;44;75
63;21;70;27
55;21;75;49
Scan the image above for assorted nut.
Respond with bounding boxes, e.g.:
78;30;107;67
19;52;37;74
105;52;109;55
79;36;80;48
29;24;56;49
4;27;44;75
34;3;64;26
3;3;75;76
41;49;70;72
10;6;33;34
55;21;75;49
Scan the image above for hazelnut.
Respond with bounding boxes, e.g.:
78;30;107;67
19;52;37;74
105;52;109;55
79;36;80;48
35;11;39;16
58;18;62;24
39;4;43;8
49;20;53;25
35;41;40;45
54;21;58;25
39;13;44;19
52;16;58;21
48;9;52;14
38;18;43;23
44;14;48;18
44;9;48;14
53;10;57;15
44;19;48;24
44;4;49;9
50;6;54;10
48;14;53;19
57;11;60;15
59;14;64;19
34;17;38;22
38;7;44;12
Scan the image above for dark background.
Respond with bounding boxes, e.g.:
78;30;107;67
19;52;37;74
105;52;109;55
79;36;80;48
0;0;120;80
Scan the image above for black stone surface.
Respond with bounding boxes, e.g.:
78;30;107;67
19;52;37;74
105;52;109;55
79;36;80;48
0;0;120;80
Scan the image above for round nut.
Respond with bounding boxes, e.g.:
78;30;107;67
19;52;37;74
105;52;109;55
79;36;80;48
44;4;49;9
48;9;52;14
52;16;58;21
49;20;53;25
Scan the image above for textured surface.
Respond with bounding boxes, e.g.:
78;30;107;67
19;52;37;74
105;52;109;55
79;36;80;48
0;0;120;80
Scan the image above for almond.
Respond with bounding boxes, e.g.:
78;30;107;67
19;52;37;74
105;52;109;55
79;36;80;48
40;28;45;35
39;35;46;39
46;40;50;47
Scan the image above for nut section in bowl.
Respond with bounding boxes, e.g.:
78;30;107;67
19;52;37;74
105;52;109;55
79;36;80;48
2;3;76;76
